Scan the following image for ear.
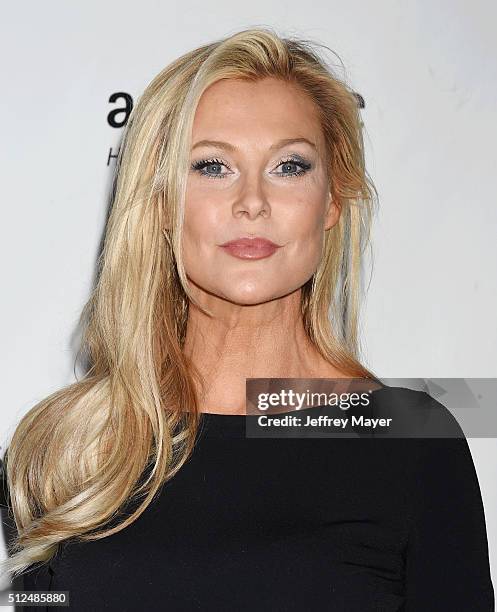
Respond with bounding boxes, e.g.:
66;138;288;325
324;190;340;231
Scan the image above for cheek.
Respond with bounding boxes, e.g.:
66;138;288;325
183;193;219;250
182;194;227;284
284;222;325;277
182;204;205;274
282;193;328;264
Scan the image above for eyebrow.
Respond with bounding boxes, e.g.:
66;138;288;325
191;137;317;152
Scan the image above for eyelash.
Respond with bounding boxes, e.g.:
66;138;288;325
190;157;312;179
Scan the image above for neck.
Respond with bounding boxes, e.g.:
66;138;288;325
183;284;346;414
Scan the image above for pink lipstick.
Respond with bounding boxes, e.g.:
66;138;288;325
219;237;282;260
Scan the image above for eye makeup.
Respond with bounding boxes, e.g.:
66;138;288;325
272;155;312;178
190;154;313;180
190;157;232;179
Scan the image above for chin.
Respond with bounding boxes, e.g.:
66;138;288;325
223;283;298;306
224;292;273;306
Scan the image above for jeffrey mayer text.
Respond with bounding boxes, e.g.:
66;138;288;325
257;414;393;428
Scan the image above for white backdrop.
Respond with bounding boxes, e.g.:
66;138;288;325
1;0;496;602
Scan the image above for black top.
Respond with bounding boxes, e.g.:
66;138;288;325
20;386;494;611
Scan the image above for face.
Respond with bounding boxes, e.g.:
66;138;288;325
182;76;339;306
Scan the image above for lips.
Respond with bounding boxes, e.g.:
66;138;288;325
219;237;282;260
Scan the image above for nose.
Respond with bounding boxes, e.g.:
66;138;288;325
232;170;270;219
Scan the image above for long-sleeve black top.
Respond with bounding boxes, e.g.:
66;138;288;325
19;386;495;610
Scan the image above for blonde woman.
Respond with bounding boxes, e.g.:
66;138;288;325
2;27;493;611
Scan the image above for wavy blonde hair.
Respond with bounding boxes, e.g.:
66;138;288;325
2;26;378;578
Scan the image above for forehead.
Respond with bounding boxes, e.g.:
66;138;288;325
191;77;324;149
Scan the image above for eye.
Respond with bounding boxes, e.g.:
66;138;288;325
271;157;312;179
190;158;232;179
190;155;312;180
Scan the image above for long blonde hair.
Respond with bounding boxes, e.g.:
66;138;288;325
2;26;378;578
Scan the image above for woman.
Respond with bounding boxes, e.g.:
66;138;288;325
2;27;494;610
